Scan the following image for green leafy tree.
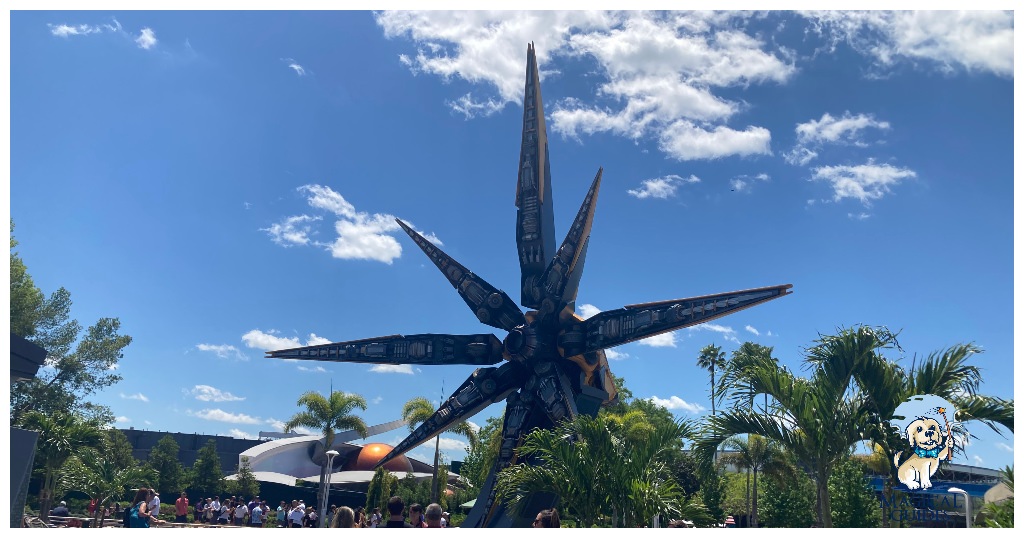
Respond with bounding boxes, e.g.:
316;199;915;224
233;456;260;499
827;457;881;527
61;448;156;527
402;396;478;503
721;434;790;527
759;468;816;528
699;472;726;523
190;439;225;499
285;390;368;527
18;410;105;521
10;220;44;337
366;466;398;514
103;428;139;470
147;435;187;496
458;414;503;490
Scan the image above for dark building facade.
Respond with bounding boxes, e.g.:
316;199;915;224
118;428;262;470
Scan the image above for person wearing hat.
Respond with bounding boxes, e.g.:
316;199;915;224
50;501;70;518
440;511;449;528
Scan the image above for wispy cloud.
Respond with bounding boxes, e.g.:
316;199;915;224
264;418;314;435
371;396;384;405
115;416;131;423
811;160;916;206
972;455;984;465
226;429;259;440
627;174;700;200
297;365;328;373
577;303;602;319
687;322;740;343
188;385;245;402
282;58;306;76
196;343;248;361
648;395;706;413
847;212;871;221
604;348;629;361
800;11;1013;78
190;408;261;425
785;112;890;166
638;332;676;348
745;325;760;336
241;329;329;352
370;364;415;374
730;173;770;193
135;28;157;50
48;23;106;37
376;12;790;159
996;442;1013;452
264;184;443;265
120;392;149;402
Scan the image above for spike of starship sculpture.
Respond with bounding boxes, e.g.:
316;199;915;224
267;43;793;527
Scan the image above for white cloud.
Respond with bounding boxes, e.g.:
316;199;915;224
262;215;322;247
283;58;306;76
437;437;470;453
190;408;261;425
371;396;384;405
307;334;332;346
802;11;1013;78
996;442;1013;452
466;421;480;434
227;429;258;440
784;147;819;166
688;322;740;343
638;332;676;348
49;23;105;37
811;160;916;206
730;173;770;193
264;417;313;435
196;343;248;361
795;112;890;146
370;364;415;374
242;329;301;351
972;455;984;465
627;174;700;200
848;212;871;221
604;348;629;361
745;325;760;336
120;392;149;402
648;395;706;413
266;184;442;265
577;304;602;319
189;385;245;402
658;121;771;161
135;28;157;50
115;416;131;423
297;365;328;373
376;12;791;160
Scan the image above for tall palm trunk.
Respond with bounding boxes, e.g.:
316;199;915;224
751;469;759;527
744;469;751;525
815;465;833;528
711;365;717;463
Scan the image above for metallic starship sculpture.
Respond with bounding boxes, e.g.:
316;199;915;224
267;43;792;527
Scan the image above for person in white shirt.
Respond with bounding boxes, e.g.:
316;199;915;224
233;502;248;526
288;501;304;528
147;491;161;517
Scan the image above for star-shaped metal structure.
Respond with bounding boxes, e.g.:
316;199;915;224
267;43;792;527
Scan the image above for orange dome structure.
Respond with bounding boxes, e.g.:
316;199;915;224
341;443;414;473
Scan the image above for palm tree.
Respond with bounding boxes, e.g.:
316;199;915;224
720;342;778;414
697;344;727;417
720;435;789;527
61;447;157;527
401;396;479;503
694;326;1014;527
496;414;693;528
285;390;368;527
19;411;105;522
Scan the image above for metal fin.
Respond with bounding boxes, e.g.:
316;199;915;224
265;333;505;366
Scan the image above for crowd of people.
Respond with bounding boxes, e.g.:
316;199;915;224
68;491;562;528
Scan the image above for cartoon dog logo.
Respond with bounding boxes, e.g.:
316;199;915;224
893;411;955;490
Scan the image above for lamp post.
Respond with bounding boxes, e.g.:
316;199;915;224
948;487;970;528
322;450;339;528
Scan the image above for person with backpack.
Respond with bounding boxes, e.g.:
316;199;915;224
126;488;158;528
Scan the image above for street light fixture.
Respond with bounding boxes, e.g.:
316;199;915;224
948;487;970;528
322;450;340;528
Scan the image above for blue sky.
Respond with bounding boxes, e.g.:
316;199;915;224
6;9;1016;470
